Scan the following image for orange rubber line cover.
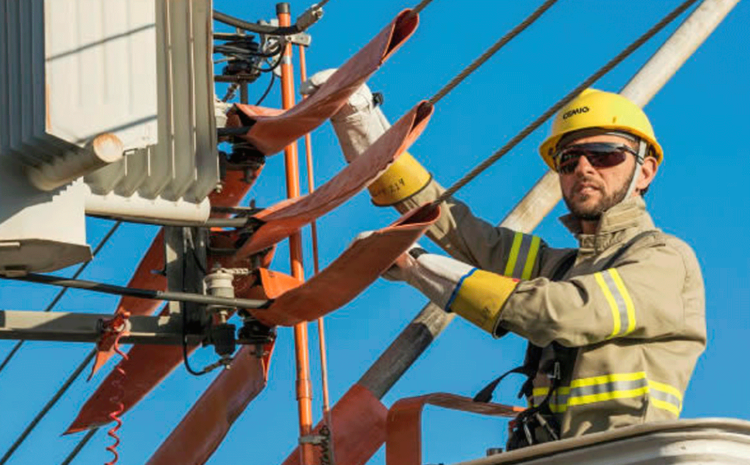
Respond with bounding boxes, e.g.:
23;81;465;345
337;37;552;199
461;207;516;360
231;9;418;156
88;166;260;377
237;101;433;258
66;318;194;433
385;393;525;465
281;384;388;465
88;230;166;377
208;168;263;213
249;202;440;327
68;267;276;434
146;343;274;465
244;268;303;300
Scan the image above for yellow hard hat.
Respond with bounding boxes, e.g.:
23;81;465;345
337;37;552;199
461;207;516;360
539;89;663;170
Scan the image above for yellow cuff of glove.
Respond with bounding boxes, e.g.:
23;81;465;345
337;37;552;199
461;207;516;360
368;151;431;206
447;269;518;335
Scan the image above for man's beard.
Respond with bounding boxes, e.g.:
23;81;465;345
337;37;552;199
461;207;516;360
563;169;634;221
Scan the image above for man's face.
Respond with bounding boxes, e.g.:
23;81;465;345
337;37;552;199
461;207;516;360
558;134;638;221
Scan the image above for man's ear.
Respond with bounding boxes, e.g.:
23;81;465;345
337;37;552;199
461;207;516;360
636;157;658;192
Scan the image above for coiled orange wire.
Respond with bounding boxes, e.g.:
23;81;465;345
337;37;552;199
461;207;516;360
104;312;130;465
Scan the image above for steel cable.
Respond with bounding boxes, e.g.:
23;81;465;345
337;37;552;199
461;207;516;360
0;221;121;376
60;428;98;465
429;0;559;106
0;222;120;465
434;0;698;205
410;0;435;16
0;349;96;465
2;273;267;309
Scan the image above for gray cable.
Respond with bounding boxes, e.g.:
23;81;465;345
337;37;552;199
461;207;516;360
435;0;698;204
0;350;96;465
0;221;121;376
2;273;267;309
60;428;99;465
410;0;435;16
429;0;559;106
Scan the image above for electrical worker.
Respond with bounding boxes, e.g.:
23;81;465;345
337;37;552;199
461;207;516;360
303;70;706;448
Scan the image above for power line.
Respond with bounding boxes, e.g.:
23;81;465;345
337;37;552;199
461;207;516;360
2;272;267;309
60;428;98;465
0;350;96;465
428;0;559;106
0;221;121;376
0;221;119;464
410;0;435;16
435;0;699;204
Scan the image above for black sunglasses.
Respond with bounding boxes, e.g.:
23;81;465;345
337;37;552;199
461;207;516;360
554;143;637;175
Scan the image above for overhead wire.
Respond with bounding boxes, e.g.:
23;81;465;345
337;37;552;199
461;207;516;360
214;10;300;36
428;0;559;106
410;0;435;16
0;220;121;376
434;0;699;204
213;0;331;36
60;428;98;465
2;273;267;309
0;349;96;465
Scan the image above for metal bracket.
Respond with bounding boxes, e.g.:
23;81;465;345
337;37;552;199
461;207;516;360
287;32;312;47
259;19;311;46
0;310;202;345
299;434;327;446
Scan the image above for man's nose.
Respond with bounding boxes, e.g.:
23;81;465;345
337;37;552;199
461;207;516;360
574;155;596;176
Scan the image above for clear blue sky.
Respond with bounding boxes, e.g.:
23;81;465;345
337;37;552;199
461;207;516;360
1;1;748;464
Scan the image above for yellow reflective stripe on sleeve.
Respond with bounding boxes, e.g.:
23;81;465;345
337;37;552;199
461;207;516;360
369;151;432;206
504;233;542;280
595;268;637;338
449;269;518;334
504;232;524;277
608;268;636;335
595;271;621;338
521;236;541;280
